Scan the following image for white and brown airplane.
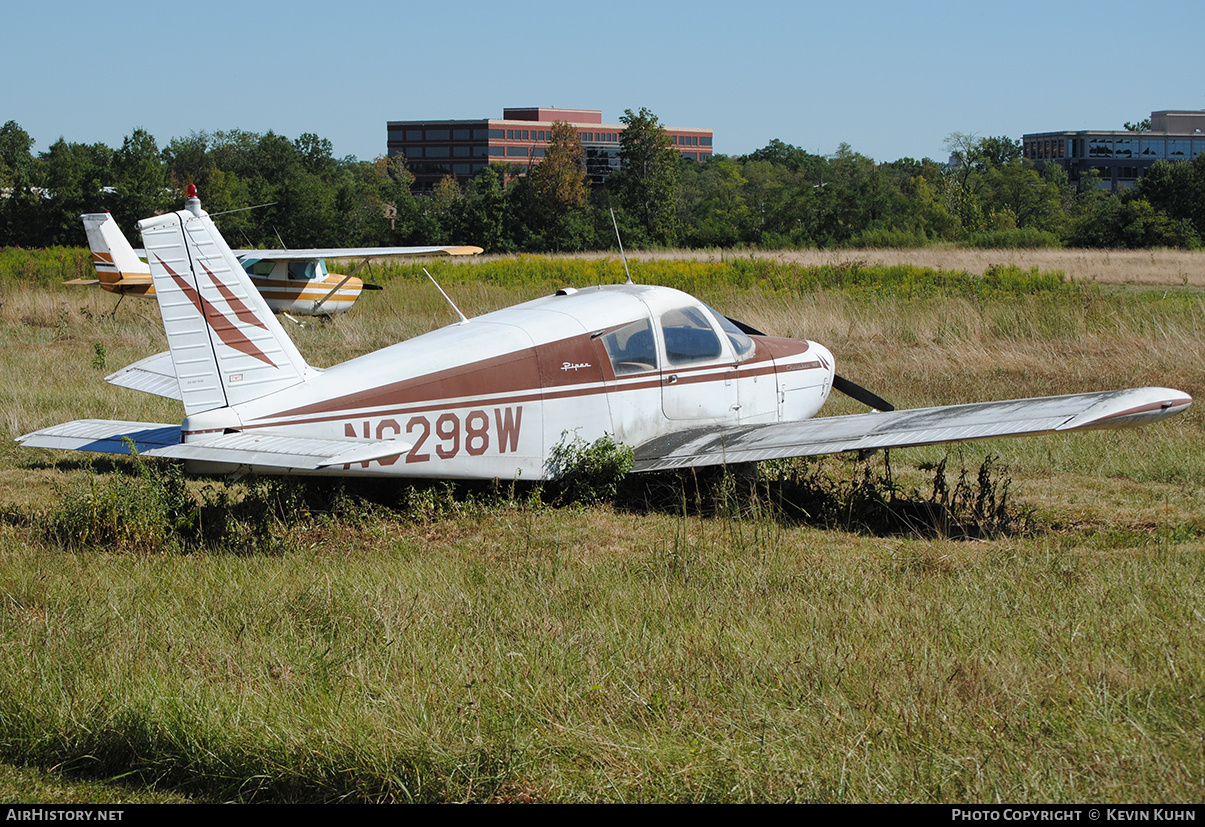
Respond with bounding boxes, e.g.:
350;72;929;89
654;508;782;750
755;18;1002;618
21;191;1192;480
69;194;482;316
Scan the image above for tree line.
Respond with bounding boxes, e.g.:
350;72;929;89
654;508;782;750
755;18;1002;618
1;112;1202;253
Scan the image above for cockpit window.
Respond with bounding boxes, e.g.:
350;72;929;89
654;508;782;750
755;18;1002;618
601;318;658;375
705;305;755;360
245;259;275;277
660;306;723;365
288;261;318;280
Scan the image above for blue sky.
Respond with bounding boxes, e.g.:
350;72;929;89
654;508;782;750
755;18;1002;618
4;0;1203;164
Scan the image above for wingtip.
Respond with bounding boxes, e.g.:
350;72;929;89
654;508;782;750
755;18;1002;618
1058;387;1192;432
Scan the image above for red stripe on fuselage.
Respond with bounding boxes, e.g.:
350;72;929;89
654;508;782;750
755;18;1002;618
235;332;820;433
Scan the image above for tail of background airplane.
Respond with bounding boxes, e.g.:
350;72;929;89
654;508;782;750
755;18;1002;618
79;212;152;287
136;190;313;416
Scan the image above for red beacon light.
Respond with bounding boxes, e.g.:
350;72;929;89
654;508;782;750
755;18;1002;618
186;183;197;198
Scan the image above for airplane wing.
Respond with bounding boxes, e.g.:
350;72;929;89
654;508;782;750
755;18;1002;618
16;420;409;471
632;387;1192;472
232;246;484;260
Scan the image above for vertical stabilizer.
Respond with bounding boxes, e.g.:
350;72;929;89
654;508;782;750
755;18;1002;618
81;212;151;283
136;193;311;416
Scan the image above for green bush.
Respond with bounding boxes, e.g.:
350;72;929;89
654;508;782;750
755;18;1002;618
547;432;634;506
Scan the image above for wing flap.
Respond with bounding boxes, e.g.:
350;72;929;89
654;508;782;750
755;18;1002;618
633;387;1192;472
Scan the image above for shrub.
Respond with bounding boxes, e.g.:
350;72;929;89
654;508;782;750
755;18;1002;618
547;432;634;506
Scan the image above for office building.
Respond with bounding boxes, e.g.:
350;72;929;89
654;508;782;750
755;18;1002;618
387;107;713;187
1023;110;1205;192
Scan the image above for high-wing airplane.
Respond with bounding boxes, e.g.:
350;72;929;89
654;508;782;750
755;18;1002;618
69;196;483;316
20;191;1192;481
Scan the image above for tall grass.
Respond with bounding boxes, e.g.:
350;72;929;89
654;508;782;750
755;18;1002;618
0;248;93;288
0;251;1203;801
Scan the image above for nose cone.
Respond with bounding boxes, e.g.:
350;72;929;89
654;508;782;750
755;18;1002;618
811;340;836;396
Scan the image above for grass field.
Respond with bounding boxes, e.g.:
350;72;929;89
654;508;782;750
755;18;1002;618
0;248;1202;803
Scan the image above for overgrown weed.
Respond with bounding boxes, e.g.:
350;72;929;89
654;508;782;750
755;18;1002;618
625;452;1032;538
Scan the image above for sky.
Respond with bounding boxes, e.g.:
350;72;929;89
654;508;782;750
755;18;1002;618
4;0;1203;165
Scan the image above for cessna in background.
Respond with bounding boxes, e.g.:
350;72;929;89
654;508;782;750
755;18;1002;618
69;190;482;316
21;190;1192;481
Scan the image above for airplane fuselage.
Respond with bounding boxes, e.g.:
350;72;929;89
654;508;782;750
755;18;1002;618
178;284;834;479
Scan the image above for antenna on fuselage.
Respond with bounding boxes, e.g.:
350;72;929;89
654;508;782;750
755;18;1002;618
206;201;277;218
424;267;468;323
610;208;633;285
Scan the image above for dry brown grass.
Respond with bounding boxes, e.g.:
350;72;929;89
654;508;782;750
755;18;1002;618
1;255;1204;802
548;247;1205;287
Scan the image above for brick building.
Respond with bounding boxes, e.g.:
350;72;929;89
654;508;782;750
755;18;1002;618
387;107;713;187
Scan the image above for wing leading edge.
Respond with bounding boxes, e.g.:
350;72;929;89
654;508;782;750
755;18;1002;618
632;387;1192;472
232;245;484;260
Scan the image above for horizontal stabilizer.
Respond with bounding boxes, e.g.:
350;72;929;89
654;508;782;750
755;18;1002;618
18;420;409;471
17;420;181;455
147;432;411;470
633;387;1192;472
106;351;182;400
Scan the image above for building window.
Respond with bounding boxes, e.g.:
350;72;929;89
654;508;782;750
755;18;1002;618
405;130;423;141
453;129;470;140
487;146;504;156
427;146;450;157
533;147;545;158
507;146;528;157
427;130;450;141
453;146;470;157
488;129;504;139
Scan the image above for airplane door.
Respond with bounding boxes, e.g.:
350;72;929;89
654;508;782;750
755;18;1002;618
658;306;740;422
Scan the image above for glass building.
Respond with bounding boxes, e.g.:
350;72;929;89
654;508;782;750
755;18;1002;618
1023;110;1205;192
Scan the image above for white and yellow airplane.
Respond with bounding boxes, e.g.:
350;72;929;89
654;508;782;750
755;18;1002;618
21;189;1192;481
71;194;482;316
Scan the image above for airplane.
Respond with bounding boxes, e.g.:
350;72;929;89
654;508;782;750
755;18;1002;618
19;189;1192;483
68;191;483;316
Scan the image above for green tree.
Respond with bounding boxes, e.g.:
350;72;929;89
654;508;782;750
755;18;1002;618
37;139;115;245
524;121;590;249
1070;197;1200;249
457;165;510;252
1135;156;1205;238
111;128;171;229
678;155;753;247
611;107;681;246
0;121;39;245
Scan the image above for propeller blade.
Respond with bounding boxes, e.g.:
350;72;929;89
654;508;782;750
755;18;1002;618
832;374;895;412
724;315;891;411
362;283;384;291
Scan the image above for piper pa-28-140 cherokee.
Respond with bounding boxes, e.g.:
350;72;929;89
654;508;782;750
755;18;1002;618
68;197;482;316
19;191;1192;480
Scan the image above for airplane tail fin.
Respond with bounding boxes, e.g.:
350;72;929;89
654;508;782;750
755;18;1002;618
80;212;151;284
136;192;312;416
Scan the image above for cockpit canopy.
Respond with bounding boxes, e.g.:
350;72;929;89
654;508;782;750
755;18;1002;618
599;298;755;377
